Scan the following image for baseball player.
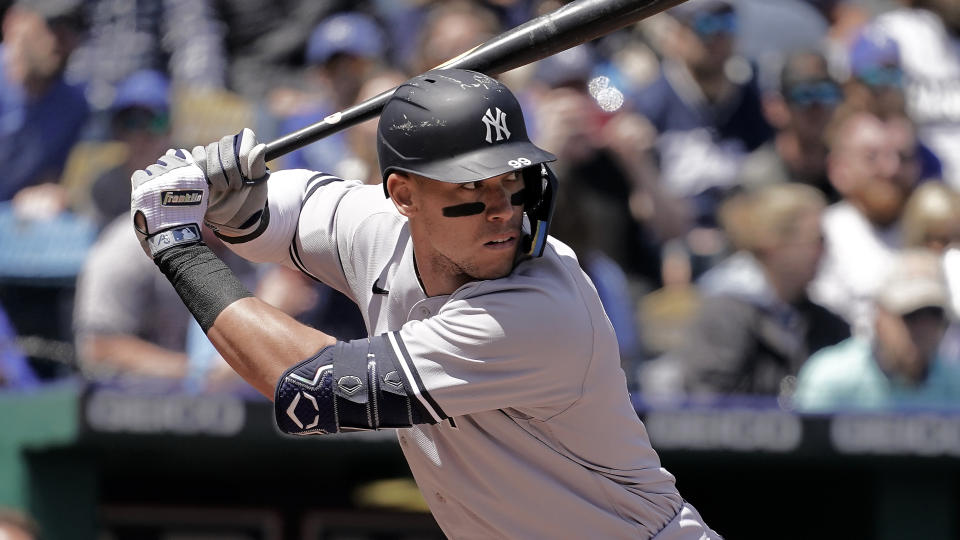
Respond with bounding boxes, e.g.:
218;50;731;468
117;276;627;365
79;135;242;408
130;69;720;539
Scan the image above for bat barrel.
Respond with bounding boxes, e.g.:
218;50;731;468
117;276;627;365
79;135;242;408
264;0;687;161
438;0;683;74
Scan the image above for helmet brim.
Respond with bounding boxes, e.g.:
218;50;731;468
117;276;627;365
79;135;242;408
385;140;556;184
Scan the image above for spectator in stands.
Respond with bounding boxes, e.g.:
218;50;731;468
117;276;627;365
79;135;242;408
0;507;38;540
408;1;500;76
795;249;960;412
65;0;225;113
338;70;409;185
80;70;172;229
73;217;254;383
215;0;345;100
634;0;772;219
665;183;849;398
902;182;960;254
900;182;960;365
814;0;871;80
276;11;388;176
839;25;943;181
740;50;842;202
0;0;88;202
809;110;922;337
532;49;683;286
868;0;960;188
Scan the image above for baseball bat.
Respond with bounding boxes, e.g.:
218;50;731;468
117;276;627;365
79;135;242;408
264;0;687;161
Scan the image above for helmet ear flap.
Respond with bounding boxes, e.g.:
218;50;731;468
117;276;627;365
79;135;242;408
521;164;558;257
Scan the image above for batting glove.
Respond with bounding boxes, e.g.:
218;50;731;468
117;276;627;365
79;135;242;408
192;128;269;240
131;149;208;258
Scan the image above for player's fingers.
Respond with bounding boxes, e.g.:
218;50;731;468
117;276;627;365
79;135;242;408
219;134;245;191
238;128;267;180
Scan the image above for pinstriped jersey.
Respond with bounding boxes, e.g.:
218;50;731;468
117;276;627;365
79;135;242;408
228;169;684;538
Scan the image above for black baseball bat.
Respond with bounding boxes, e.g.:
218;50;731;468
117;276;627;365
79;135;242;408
264;0;687;161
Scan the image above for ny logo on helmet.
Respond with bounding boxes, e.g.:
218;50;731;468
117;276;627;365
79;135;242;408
482;107;511;143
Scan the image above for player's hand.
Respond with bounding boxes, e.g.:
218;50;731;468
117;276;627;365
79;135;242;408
130;149;207;258
192;128;269;239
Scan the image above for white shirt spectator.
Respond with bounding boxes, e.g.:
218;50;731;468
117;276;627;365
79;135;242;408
874;8;960;188
809;201;901;338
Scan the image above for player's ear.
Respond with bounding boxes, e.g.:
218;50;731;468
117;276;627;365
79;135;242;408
388;172;418;217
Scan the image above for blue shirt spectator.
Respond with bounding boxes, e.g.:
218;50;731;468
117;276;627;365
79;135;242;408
277;12;386;175
632;64;771;154
630;0;772;223
796;249;960;412
794;337;960;412
0;49;89;201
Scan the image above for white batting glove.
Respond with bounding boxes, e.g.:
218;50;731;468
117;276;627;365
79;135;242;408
130;149;208;258
192;128;269;240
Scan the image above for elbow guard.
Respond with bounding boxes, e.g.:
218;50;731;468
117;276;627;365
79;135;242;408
274;335;446;436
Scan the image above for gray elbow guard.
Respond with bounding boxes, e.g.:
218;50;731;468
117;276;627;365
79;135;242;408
274;336;445;436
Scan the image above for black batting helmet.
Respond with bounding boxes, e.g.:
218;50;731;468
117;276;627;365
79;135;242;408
377;69;558;257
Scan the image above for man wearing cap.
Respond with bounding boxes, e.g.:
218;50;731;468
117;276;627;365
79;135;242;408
869;0;960;189
740;50;843;202
276;11;387;176
632;0;772;217
795;249;960;412
841;24;942;181
82;69;173;229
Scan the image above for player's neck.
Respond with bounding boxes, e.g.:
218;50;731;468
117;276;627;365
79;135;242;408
411;245;471;297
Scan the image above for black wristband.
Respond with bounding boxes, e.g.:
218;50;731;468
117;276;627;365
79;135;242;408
154;242;252;333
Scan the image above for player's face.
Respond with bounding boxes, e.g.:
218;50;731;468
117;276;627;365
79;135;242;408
411;171;526;289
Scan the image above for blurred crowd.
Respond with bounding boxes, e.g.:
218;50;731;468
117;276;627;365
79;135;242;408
1;0;959;413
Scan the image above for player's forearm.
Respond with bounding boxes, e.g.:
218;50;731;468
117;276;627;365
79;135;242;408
206;297;336;399
155;242;336;399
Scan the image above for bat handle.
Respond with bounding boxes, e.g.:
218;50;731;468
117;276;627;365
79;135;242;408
264;90;396;162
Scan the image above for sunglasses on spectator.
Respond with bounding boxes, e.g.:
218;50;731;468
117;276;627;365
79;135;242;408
690;12;737;38
115;108;171;134
785;80;842;107
856;66;904;89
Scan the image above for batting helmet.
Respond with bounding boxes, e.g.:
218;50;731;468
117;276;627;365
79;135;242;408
377;69;558;257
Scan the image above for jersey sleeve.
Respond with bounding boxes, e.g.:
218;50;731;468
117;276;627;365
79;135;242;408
385;282;595;420
223;170;400;301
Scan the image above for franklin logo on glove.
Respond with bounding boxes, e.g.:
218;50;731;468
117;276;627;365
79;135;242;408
161;190;204;206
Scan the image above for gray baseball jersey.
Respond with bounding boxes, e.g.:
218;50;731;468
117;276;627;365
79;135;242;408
230;170;704;538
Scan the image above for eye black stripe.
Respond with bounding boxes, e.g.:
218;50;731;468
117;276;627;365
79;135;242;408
442;202;485;217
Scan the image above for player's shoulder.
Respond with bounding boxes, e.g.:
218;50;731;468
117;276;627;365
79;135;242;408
290;175;404;242
337;183;405;245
